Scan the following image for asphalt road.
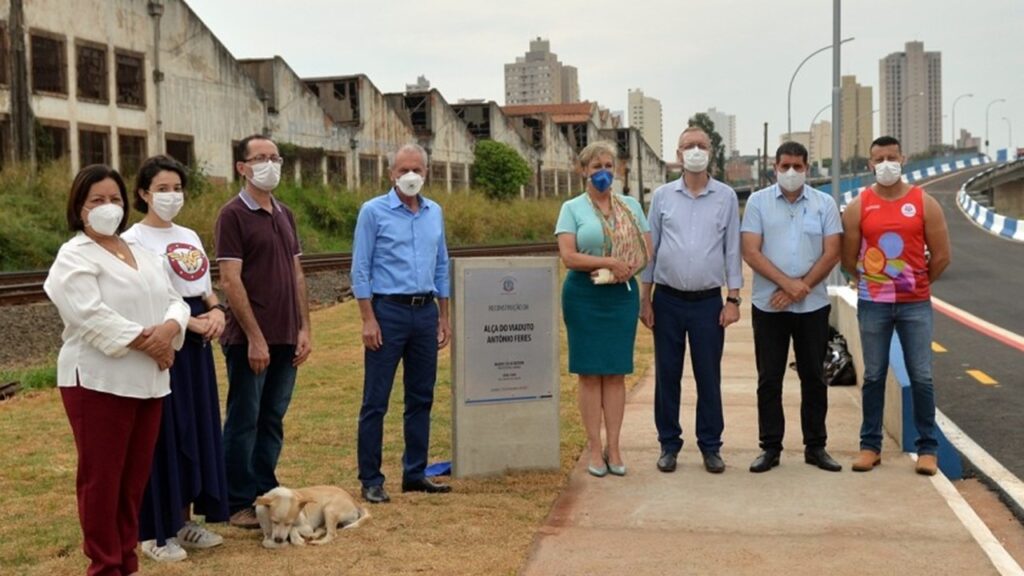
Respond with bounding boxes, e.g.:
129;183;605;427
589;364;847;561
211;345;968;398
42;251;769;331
922;168;1024;480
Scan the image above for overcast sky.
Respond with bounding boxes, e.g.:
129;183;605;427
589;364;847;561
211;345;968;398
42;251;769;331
189;0;1022;161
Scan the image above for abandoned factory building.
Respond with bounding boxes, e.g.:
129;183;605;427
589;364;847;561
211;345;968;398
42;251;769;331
0;0;665;198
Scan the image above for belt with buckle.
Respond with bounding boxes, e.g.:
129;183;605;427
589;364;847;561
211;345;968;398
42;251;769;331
374;293;435;307
656;284;720;301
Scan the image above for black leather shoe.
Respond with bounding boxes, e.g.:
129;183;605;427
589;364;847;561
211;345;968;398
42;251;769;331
656;451;677;473
401;477;452;494
702;451;725;474
805;447;842;472
749;450;781;473
361;484;390;503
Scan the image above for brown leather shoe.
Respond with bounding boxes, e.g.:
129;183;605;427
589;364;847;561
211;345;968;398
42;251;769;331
851;450;881;472
916;454;938;476
229;507;261;530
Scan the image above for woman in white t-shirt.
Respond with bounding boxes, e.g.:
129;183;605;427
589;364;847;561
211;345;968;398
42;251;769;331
122;155;230;562
44;164;189;576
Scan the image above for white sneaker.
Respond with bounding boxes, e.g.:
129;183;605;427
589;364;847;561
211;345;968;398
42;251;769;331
176;521;224;549
141;538;188;562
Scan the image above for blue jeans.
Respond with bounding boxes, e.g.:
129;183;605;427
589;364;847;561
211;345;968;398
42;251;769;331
358;298;438;488
857;300;937;455
652;292;725;454
222;344;297;513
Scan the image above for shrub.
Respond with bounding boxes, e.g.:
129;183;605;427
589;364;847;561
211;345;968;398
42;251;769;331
472;140;532;201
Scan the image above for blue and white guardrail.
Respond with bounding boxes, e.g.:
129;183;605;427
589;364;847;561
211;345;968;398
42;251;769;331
956;158;1024;242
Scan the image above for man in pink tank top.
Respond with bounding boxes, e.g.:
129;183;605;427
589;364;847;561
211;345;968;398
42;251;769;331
840;136;951;476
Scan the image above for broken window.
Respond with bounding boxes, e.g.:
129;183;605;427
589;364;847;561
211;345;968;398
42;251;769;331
0;25;8;85
297;148;323;186
523;117;543;149
327;153;347;187
76;43;107;102
359;154;379;187
118;133;146;178
31;33;66;94
450;162;467;190
429;161;446;188
328;80;359;124
455;106;490;139
405;95;431;135
541;170;556;196
616;129;630;157
165;135;193;167
79;127;110;166
115;51;144;107
560;170;570;195
35;122;68;163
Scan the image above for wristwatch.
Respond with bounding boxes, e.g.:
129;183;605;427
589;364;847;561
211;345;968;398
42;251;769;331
726;296;742;305
211;303;228;313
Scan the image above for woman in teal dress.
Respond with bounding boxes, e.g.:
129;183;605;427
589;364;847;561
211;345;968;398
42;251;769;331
555;141;652;477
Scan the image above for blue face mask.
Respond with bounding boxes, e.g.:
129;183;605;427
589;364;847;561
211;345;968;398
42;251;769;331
590;169;614;193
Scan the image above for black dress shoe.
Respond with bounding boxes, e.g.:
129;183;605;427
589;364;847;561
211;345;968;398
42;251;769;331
805;447;842;472
401;477;452;493
702;451;725;474
749;450;781;473
656;451;677;473
361;484;391;503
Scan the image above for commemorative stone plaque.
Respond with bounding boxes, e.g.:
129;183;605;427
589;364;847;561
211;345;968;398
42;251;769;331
451;257;560;477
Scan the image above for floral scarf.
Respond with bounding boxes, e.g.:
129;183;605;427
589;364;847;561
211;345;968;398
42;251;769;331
587;194;647;274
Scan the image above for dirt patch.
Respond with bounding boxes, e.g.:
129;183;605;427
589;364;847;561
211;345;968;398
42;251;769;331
955;478;1024;566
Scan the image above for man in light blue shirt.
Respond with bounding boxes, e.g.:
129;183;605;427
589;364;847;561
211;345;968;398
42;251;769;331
741;141;842;474
640;125;743;475
351;143;451;503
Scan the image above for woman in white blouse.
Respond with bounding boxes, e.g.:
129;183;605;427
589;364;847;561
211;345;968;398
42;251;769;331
44;164;189;576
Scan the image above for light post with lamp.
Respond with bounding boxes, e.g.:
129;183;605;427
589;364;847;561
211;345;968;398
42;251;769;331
985;98;1006;156
899;91;925;147
807;103;831;177
787;37;854;138
951;93;974;149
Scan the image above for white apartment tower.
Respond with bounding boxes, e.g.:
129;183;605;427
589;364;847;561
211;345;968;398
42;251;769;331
706;108;737;158
879;41;942;157
504;38;580;105
628;89;663;158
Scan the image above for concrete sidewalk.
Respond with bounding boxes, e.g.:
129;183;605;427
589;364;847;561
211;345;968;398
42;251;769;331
521;300;1011;575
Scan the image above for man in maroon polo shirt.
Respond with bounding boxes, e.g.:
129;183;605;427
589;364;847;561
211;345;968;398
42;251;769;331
215;134;312;528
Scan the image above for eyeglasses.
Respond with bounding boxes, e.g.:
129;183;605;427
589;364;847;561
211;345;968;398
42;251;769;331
244;155;284;165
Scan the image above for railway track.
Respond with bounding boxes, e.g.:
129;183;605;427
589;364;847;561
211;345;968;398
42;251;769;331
0;242;559;306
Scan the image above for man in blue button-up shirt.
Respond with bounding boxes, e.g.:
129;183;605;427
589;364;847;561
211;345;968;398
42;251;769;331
351;143;451;503
640;126;743;475
741;141;842;474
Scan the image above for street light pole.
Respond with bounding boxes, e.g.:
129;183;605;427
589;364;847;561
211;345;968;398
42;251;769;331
899;91;924;147
985;98;1006;156
808;103;831;174
951;93;974;149
852;108;879;171
787;36;854;137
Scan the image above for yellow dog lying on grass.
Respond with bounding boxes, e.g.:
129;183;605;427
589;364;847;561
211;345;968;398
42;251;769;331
255;486;370;548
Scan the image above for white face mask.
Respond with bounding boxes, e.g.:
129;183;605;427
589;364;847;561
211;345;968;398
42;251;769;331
150;191;184;222
682;147;710;173
777;168;806;193
874;161;902;187
396;171;424;197
86;203;124;237
249;161;281;191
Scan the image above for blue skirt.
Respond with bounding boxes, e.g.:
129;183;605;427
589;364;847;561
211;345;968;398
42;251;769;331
139;297;229;543
562;270;639;375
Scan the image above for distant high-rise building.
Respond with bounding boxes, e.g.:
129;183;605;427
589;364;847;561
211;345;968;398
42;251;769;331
879;41;942;157
406;75;430;93
504;37;581;105
628;89;663;157
841;75;873;160
706;108;737;157
809;121;832;166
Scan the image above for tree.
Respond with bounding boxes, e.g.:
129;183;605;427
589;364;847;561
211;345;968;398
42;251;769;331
687;113;726;178
473;140;532;201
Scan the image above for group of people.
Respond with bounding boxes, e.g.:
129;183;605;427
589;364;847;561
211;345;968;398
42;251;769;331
556;127;949;480
44;126;948;575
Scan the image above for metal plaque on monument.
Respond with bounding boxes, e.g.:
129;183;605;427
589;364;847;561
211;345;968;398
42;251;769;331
451;256;560;478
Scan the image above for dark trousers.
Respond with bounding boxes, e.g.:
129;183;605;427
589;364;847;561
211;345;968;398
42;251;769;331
652;290;725;454
358;298;438;488
751;305;831;452
61;385;162;576
222;344;297;513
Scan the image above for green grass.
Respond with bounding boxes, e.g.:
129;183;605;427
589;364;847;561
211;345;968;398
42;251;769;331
0;363;57;391
0;295;655;576
0;163;565;270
